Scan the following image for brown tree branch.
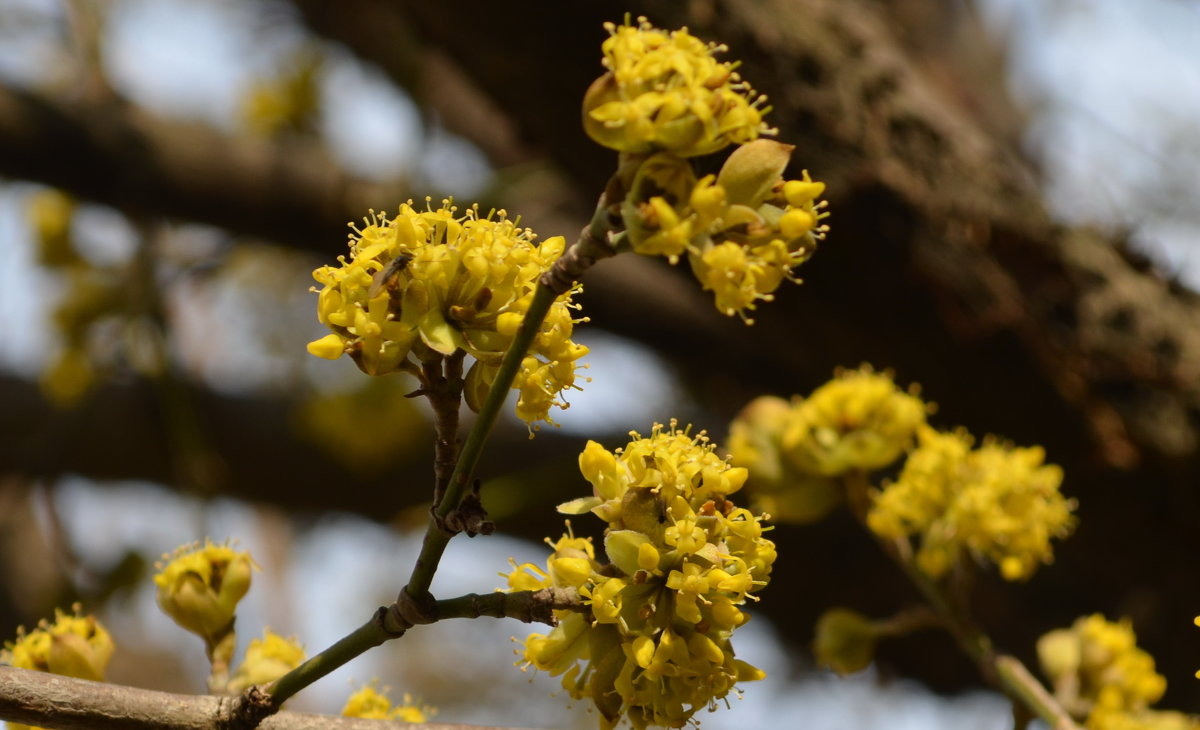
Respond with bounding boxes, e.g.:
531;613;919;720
0;666;535;730
0;372;613;520
0;84;407;255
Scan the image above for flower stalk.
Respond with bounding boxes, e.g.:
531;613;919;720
842;471;1081;730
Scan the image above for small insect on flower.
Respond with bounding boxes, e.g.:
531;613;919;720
367;252;413;299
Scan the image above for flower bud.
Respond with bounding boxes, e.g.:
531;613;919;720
306;333;345;360
2;607;114;684
813;608;878;676
717;139;794;207
605;530;653;577
1037;628;1081;682
154;540;255;645
618;488;666;538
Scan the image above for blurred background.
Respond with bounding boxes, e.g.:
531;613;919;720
1;0;1198;727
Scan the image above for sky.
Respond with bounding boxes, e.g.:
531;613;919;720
1;0;1197;727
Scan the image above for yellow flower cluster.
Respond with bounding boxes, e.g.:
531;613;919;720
342;683;432;722
294;378;426;477
227;629;306;692
780;367;927;476
1038;615;1179;729
1;606;114;682
1087;710;1200;730
583;18;771;157
1;606;115;730
580;19;829;321
153;540;255;644
867;426;1076;581
308;200;588;425
726;367;927;523
505;423;775;729
621;141;829;320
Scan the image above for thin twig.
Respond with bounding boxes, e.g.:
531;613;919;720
842;472;1082;730
402;191;620;601
423;351;465;513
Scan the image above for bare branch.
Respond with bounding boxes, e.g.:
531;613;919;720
0;372;617;519
0;666;536;730
0;84;407;255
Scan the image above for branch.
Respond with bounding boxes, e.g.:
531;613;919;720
842;473;1082;730
265;588;584;714
0;666;536;730
2;588;584;730
0;83;407;255
0;372;618;520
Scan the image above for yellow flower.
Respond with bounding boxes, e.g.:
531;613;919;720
583;18;771;157
153;540;255;644
617;141;830;320
308;200;588;426
868;426;1076;581
40;347;96;408
512;422;774;729
240;48;322;137
1038;615;1172;726
781;366;928;477
342;682;433;722
1087;708;1200;730
687;149;829;320
28;189;79;269
726;394;843;523
293;378;426;477
227;629;306;692
2;606;114;682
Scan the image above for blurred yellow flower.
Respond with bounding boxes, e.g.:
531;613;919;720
2;606;115;730
780;366;928;477
2;605;114;682
868;426;1076;581
1038;615;1175;728
813;608;879;676
227;629;306;692
726;394;843;523
342;683;433;723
